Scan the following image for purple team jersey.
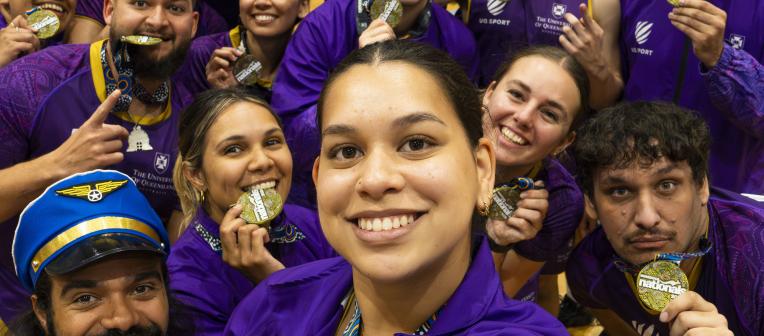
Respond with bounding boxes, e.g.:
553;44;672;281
75;0;229;37
467;0;584;86
271;0;479;210
511;158;582;302
0;40;198;323
567;196;764;336
224;236;567;335
168;205;336;335
619;0;764;194
0;13;7;29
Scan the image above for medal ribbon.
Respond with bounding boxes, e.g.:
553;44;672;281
100;41;169;113
340;289;438;336
613;238;712;274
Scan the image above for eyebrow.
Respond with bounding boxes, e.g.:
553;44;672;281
322;112;445;137
59;271;163;298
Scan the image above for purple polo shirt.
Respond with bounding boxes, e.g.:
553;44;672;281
74;0;229;37
619;0;764;194
271;0;479;210
168;205;336;335
0;40;198;323
566;196;764;336
508;158;583;302
224;236;567;335
181;27;237;95
468;0;584;86
0;14;7;29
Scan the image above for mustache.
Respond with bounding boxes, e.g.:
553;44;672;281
623;228;676;243
98;324;163;336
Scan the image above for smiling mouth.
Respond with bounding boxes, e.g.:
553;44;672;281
37;3;65;13
500;126;528;146
354;213;423;232
253;14;276;24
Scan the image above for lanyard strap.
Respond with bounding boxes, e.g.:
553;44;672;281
613;237;712;274
340;289;438;336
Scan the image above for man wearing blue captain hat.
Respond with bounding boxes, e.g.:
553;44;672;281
8;170;191;335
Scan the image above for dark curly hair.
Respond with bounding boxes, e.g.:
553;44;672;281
317;39;483;148
573;101;710;196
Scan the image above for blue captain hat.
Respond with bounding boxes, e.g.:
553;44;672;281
12;170;170;291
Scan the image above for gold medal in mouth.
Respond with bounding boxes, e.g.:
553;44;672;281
120;35;163;46
370;0;403;28
636;260;689;313
27;8;60;39
237;186;283;228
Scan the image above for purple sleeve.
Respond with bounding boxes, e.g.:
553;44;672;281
702;44;764;139
565;232;609;310
195;1;230;37
514;161;583;263
0;46;87;169
271;2;353;124
75;0;105;26
173;34;223;95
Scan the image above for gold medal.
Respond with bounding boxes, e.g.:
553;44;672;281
636;260;689;313
667;0;681;7
488;186;521;220
27;8;60;39
232;55;263;86
120;35;163;46
370;0;403;28
237;187;283;228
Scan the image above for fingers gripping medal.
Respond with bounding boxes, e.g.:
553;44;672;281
237;187;283;229
233;55;264;86
120;35;163;46
370;0;403;28
636;260;689;313
26;8;60;39
488;177;534;220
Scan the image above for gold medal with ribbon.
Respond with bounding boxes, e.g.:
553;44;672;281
370;0;403;28
27;8;60;39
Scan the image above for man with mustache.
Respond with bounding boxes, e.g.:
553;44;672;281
0;0;198;327
8;170;191;336
566;101;764;336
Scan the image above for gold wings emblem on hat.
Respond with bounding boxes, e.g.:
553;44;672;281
55;180;129;202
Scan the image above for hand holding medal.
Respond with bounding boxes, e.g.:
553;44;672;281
220;203;286;283
0;15;41;67
659;292;732;335
358;0;401;48
485;179;548;249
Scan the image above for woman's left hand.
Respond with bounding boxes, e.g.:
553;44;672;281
220;204;285;283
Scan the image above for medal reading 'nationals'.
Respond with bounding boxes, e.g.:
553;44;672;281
488;177;534;220
120;35;162;46
238;187;283;228
27;8;60;39
636;260;689;313
233;55;263;86
370;0;402;28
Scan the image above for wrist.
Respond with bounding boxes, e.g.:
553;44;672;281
488;236;515;253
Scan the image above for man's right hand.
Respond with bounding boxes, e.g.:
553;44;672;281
46;90;128;177
0;15;41;68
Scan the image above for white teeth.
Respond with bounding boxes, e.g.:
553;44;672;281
500;127;528;145
39;3;64;12
250;181;276;190
357;214;416;232
254;15;275;22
